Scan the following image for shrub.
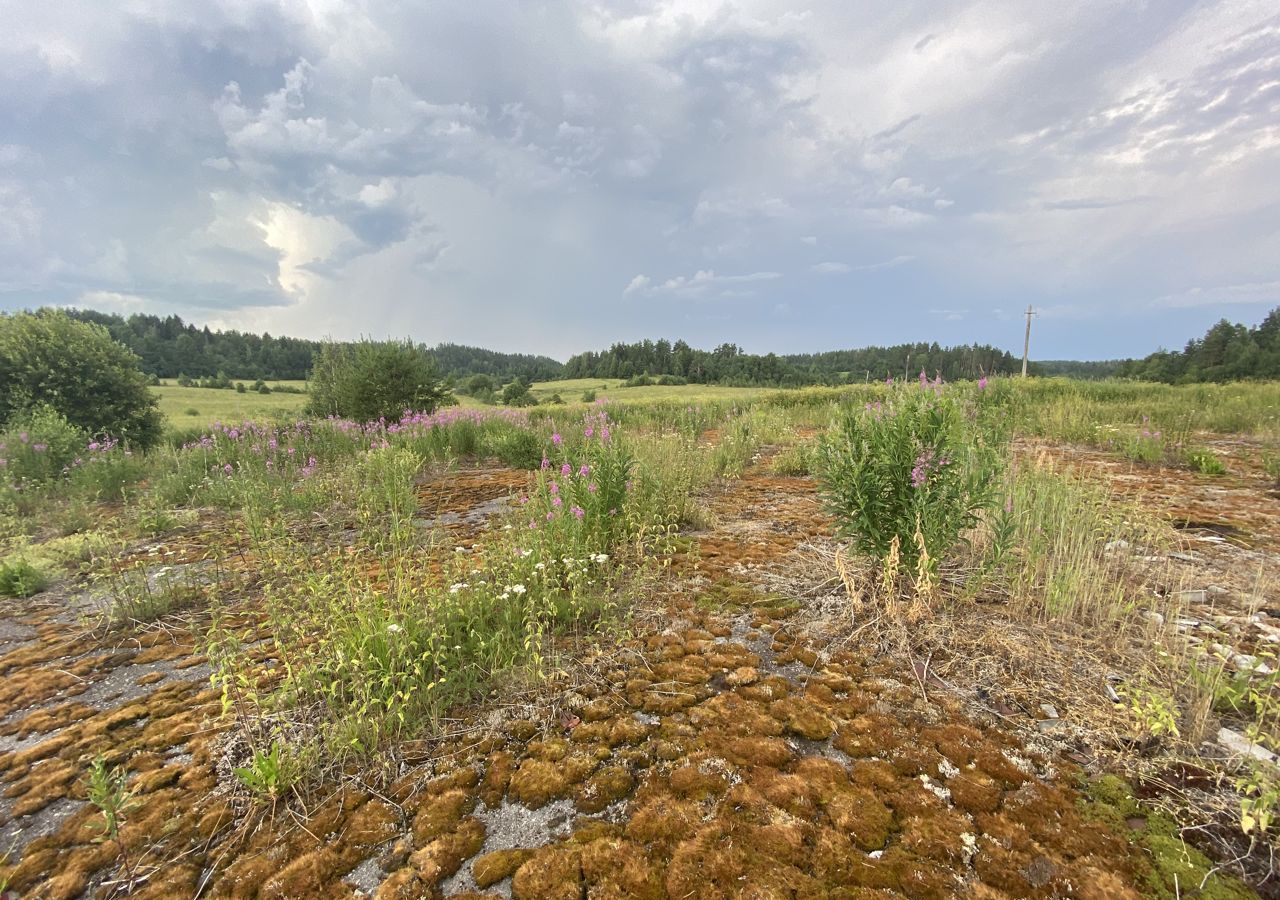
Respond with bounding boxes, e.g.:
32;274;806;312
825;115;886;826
0;556;49;597
1182;447;1227;475
0;407;87;485
817;384;1005;579
307;339;451;423
236;382;247;393
582;389;597;403
0;311;163;449
502;379;537;407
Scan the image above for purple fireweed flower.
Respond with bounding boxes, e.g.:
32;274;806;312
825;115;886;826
885;376;894;387
223;463;233;475
551;433;562;446
561;463;572;476
33;443;47;452
549;482;559;495
1004;495;1014;514
578;464;590;476
918;369;928;388
978;376;988;391
584;426;594;439
910;450;933;488
541;456;550;470
588;483;598;493
571;505;585;519
600;427;610;442
546;511;556;521
552;496;563;507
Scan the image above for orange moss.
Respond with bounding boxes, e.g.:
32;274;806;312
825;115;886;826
473;848;535;887
508;758;569;809
511;845;583;900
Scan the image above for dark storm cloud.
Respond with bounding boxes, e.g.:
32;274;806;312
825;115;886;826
0;1;1276;359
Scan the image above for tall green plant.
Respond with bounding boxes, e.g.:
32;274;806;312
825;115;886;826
817;384;1005;577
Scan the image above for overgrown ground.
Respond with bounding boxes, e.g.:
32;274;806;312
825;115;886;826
2;381;1278;898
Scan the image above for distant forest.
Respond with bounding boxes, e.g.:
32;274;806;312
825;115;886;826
60;309;563;382
563;340;1021;385
1117;307;1280;382
49;304;1280;387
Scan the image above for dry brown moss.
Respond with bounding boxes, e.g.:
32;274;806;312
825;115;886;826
473;848;534;888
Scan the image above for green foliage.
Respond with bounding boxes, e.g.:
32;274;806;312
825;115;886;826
85;755;137;843
1120;305;1280;383
1182;447;1227;475
582;389;597;403
233;742;295;800
564;337;1020;386
307;339;451;423
0;311;162;449
502;378;537;407
0;406;86;485
817;384;1005;576
0;556;49;597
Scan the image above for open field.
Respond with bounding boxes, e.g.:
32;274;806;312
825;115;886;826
2;379;1279;898
151;383;311;428
526;377;776;406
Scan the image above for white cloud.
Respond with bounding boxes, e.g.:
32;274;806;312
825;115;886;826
623;274;650;295
1152;280;1280;309
811;261;850;274
626;269;783;299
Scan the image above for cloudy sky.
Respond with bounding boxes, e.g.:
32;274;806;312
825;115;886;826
2;1;1277;360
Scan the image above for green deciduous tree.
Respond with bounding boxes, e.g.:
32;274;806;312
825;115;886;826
307;339;451;422
0;311;163;449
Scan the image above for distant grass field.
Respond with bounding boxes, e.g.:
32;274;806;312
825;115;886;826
153;382;310;428
527;378;771;406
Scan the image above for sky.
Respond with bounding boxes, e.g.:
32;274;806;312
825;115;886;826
1;1;1278;361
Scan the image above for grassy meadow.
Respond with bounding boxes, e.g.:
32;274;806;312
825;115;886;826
152;381;310;426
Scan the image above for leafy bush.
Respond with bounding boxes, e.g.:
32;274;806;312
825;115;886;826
817;384;1005;578
308;339;450;423
582;389;597;403
0;556;49;597
0;310;162;449
502;379;537;407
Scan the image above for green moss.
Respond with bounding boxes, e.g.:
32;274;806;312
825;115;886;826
1081;775;1256;900
694;582;798;613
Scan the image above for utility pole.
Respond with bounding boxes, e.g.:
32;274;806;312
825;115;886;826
1021;305;1035;378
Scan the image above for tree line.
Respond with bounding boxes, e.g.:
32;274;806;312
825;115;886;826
563;339;1022;385
59;309;563;383
1116;307;1280;383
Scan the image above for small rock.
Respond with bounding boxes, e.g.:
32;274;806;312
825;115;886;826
1177;589;1208;603
1142;611;1165;627
1218;728;1277;765
1104;685;1121;704
1169;553;1199;562
1036;718;1066;734
1207;584;1229;596
1039;704;1059;719
1104;540;1130;553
